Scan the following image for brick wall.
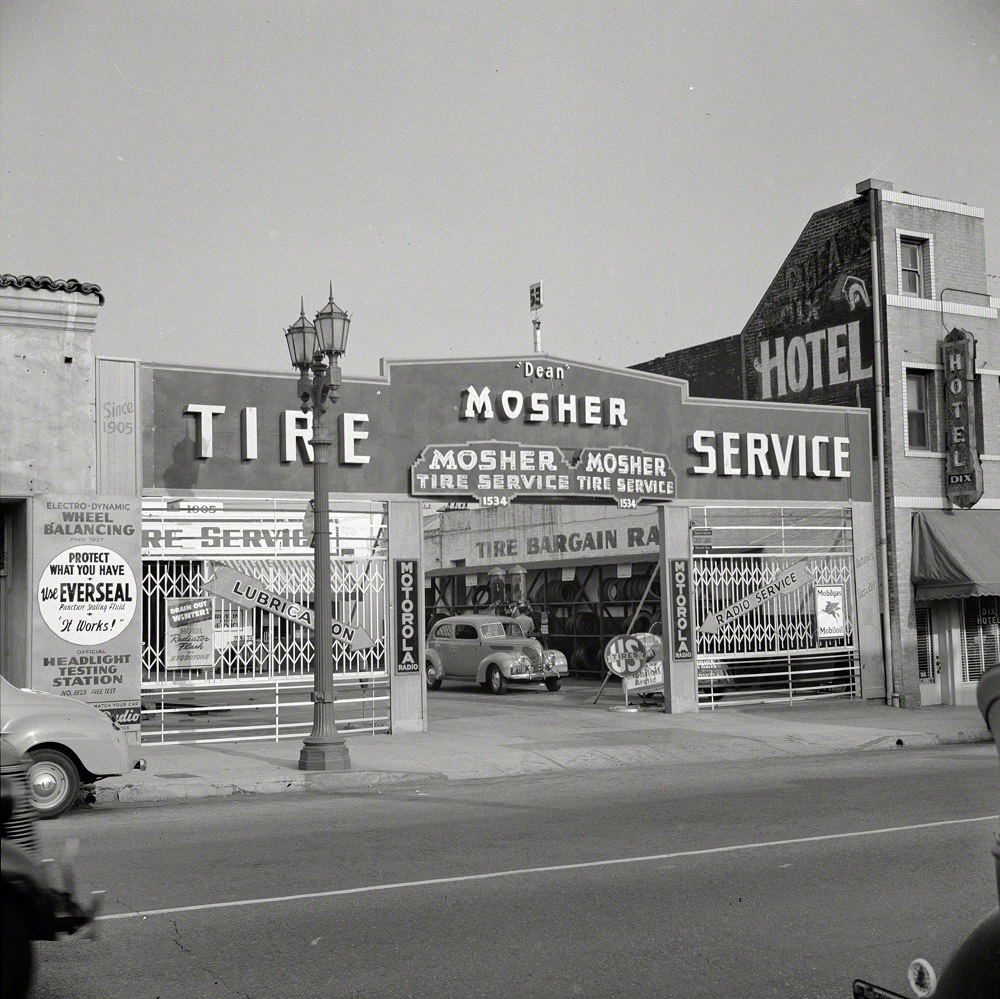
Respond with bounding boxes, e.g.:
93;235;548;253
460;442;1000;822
633;335;743;399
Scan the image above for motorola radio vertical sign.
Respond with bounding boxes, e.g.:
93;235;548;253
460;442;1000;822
668;559;694;661
941;328;984;509
395;560;421;674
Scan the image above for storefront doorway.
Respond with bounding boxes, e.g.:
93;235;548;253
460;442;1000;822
915;605;942;706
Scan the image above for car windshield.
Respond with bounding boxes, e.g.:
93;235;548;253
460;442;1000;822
480;621;524;639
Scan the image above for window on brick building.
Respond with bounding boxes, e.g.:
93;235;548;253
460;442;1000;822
899;236;930;298
906;370;932;449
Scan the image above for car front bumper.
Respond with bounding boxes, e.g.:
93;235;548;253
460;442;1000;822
505;666;566;682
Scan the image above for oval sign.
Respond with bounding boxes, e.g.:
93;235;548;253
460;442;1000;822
604;634;646;677
37;544;138;645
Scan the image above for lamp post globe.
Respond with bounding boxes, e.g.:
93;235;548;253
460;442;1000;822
286;291;352;772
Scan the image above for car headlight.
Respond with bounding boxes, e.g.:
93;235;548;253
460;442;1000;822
509;654;531;673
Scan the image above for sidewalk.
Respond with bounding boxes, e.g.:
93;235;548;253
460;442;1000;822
92;681;993;809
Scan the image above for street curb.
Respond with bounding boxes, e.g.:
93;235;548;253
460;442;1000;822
83;728;992;810
91;769;448;806
870;730;992;750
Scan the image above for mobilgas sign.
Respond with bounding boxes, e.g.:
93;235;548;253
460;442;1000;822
137;355;872;505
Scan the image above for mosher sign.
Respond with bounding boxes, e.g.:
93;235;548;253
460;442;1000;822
132;355;873;506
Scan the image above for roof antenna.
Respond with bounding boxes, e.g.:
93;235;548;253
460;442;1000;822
529;281;543;352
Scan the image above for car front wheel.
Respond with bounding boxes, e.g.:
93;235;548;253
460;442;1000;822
487;665;507;695
25;747;80;819
425;661;443;691
544;677;562;692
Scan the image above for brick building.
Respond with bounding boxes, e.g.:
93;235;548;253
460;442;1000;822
636;179;1000;707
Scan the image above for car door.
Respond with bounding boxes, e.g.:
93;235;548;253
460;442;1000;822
452;622;482;679
429;622;457;676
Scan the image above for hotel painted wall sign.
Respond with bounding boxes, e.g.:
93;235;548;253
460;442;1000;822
941;327;984;509
410;441;676;508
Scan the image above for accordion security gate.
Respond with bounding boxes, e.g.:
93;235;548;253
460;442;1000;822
141;501;388;745
691;506;860;706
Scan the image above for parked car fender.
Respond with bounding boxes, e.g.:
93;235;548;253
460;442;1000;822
476;654;510;685
1;695;129;780
1;677;143;819
425;647;445;675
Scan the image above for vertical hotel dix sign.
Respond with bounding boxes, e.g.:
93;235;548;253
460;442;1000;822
941;328;984;508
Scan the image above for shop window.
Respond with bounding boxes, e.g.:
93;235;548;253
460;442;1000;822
905;369;933;450
897;233;933;299
907;367;986;456
962;596;999;684
915;606;934;682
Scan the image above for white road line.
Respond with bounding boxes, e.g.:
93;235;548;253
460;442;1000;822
98;815;997;921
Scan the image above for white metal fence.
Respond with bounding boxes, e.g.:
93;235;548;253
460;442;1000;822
140;499;389;744
691;506;860;706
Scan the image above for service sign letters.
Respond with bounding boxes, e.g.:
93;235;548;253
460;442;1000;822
139;354;870;505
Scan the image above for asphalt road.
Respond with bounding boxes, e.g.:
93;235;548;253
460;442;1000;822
33;743;1000;999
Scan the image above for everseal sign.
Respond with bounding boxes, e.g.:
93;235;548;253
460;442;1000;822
32;495;143;733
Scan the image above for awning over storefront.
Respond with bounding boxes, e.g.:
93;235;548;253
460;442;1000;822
911;510;1000;601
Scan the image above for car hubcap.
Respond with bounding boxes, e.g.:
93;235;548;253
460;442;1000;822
30;763;68;805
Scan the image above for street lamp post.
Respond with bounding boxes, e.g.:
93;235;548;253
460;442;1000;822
285;286;352;772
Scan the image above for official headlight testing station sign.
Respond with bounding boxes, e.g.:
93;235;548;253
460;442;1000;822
32;495;142;733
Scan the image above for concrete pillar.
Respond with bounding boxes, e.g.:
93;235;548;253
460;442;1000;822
658;503;698;713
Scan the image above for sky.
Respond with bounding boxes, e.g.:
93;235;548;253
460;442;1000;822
2;1;998;381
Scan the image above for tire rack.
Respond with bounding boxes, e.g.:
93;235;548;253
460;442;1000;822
425;562;662;677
